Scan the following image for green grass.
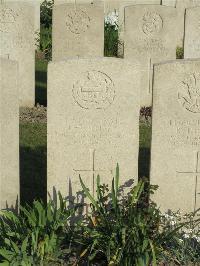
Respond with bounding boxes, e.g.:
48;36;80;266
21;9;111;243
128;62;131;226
35;59;48;106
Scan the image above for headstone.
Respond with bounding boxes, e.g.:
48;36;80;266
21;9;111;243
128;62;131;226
124;5;178;106
184;7;200;59
151;59;200;214
0;58;19;211
176;0;200;47
162;0;176;7
105;0;160;16
52;2;104;60
4;0;40;47
54;0;97;4
48;58;140;201
0;1;35;106
118;0;161;58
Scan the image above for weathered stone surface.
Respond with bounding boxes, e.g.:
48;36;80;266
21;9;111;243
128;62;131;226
184;7;200;59
124;5;178;106
4;0;40;47
0;1;35;106
151;59;200;214
0;58;19;211
52;2;104;60
105;0;160;16
176;0;200;47
54;0;97;4
48;58;140;201
162;0;176;7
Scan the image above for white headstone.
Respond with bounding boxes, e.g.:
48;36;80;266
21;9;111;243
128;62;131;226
151;59;200;214
162;0;176;7
0;58;19;211
48;58;140;201
184;7;200;59
52;2;104;60
124;4;178;106
176;0;200;47
0;1;35;106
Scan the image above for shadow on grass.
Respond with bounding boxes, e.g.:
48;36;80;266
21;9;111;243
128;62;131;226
138;147;150;179
35;69;47;106
20;146;47;206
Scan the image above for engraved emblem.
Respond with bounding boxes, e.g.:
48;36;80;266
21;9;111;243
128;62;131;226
66;9;90;34
72;71;115;110
0;8;16;32
142;12;163;36
178;73;200;113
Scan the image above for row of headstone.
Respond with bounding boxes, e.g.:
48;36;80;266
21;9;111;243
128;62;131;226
1;55;199;215
47;57;200;215
0;1;199;107
52;2;200;106
0;1;200;215
41;0;200;214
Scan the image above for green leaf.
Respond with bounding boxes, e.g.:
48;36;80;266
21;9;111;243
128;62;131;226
79;175;99;210
0;248;14;262
149;240;156;266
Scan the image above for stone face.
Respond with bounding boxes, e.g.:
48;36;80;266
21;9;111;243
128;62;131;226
52;2;104;60
4;0;40;48
0;2;35;106
162;0;176;7
0;58;19;210
105;0;160;16
124;5;178;106
176;0;200;47
151;59;200;214
184;7;200;59
48;58;140;201
54;0;97;4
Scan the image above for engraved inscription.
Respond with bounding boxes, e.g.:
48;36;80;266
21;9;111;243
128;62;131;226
167;119;200;147
133;37;168;56
142;12;163;36
72;70;116;110
178;73;200;113
176;151;200;211
51;117;121;146
0;8;16;32
66;9;90;34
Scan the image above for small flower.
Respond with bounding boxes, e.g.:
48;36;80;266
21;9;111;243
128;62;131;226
105;11;119;30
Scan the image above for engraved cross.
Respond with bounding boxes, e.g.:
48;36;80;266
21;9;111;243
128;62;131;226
73;149;110;195
177;151;200;212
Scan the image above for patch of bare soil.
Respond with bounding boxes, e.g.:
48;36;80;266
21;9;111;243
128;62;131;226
20;104;47;123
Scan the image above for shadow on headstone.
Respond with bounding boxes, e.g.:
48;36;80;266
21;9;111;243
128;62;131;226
20;146;47;206
138;147;150;179
35;69;47;106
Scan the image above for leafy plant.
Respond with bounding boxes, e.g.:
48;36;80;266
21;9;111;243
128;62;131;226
38;26;52;60
0;193;72;265
40;0;54;29
176;46;184;59
76;165;200;265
